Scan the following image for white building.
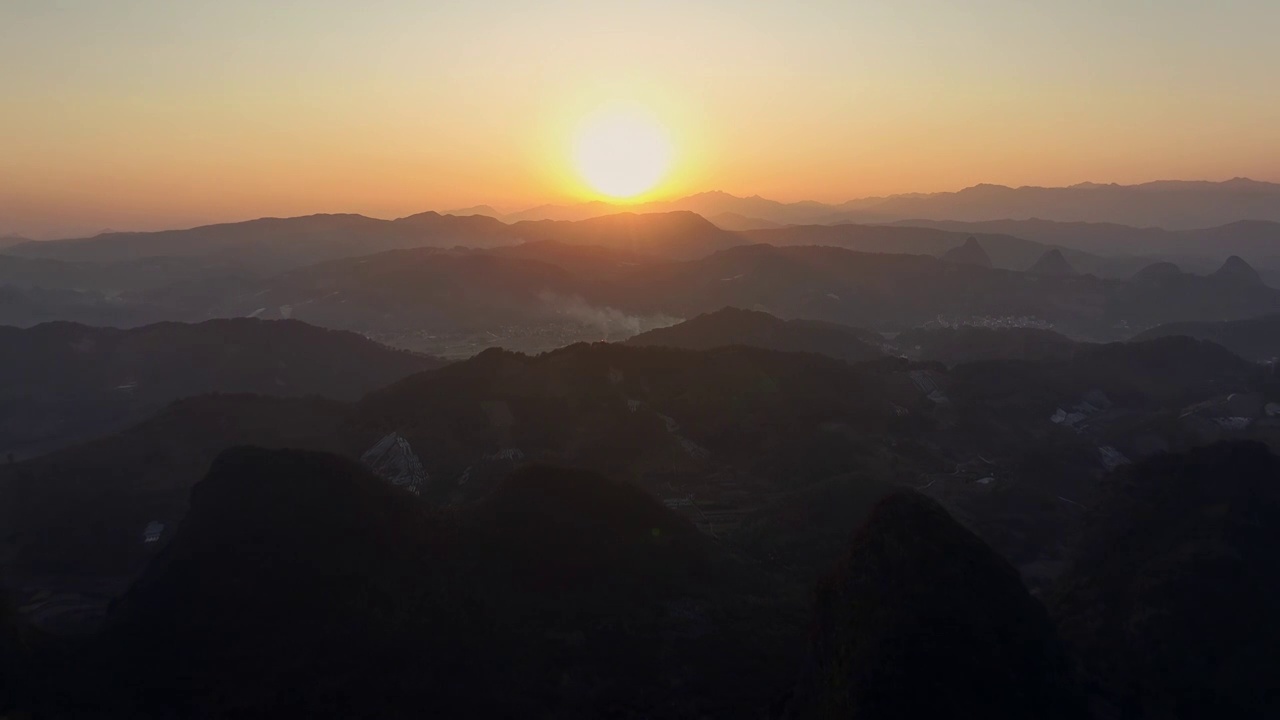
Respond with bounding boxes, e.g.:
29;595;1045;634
143;521;165;544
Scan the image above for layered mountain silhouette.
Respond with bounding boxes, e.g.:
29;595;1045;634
5;212;518;273
444;204;501;217
893;217;1280;265
127;241;1280;347
11;203;1280;342
486;179;1280;229
5;331;1280;716
0;319;439;459
9;336;1269;627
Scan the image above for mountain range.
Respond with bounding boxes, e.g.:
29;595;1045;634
471;179;1280;231
8;234;1277;352
4;333;1277;716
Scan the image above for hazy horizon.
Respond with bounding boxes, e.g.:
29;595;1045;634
5;175;1280;241
5;1;1280;238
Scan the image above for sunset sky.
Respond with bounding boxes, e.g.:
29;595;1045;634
3;0;1279;238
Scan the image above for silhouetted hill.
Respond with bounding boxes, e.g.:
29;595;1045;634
707;211;782;231
939;236;993;267
740;222;1074;272
625;307;884;362
0;254;244;294
0;395;360;602
0;341;916;612
501;199;618;223
69;237;1280;360
1133;314;1280;363
464;464;712;592
786;491;1083;719
71;450;800;718
1028;248;1078;276
155;247;601;335
733;474;897;581
14;209;1280;344
489;239;657;276
0;283;178;329
357;342;905;501
443;204;500;217
6;335;1279;716
612;244;1280;339
504;181;1280;230
511;211;741;260
1052;442;1280;718
0;234;30;250
949;336;1261;415
6;212;518;273
102;447;464;717
892;217;1177;256
894;217;1280;263
1211;255;1264;285
0;318;439;458
1131;261;1182;282
894;326;1079;364
835;178;1280;229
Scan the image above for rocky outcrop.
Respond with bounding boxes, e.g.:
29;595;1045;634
361;432;428;495
940;236;994;268
788;491;1084;719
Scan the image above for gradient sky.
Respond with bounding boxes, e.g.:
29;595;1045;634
3;0;1279;238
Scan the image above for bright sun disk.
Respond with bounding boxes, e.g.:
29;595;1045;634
573;108;672;199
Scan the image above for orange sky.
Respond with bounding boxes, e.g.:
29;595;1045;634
3;1;1279;238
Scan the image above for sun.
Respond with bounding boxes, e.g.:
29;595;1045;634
573;107;672;200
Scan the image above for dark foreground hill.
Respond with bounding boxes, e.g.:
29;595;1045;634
0;395;362;608
1052;442;1280;719
0;318;440;459
8;336;1276;634
786;491;1084;719
10;407;1280;712
625;307;884;362
39;449;803;718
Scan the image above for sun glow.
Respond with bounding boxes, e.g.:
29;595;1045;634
573;107;673;200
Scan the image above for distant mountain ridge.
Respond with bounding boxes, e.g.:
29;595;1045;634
5;212;518;274
492;179;1280;230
